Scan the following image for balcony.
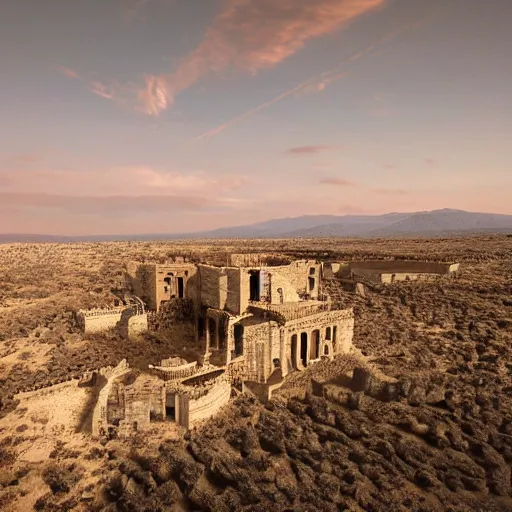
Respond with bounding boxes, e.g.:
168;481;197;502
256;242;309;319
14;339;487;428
248;299;331;325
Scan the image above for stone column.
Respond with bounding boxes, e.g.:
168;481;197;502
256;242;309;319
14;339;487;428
204;323;211;364
279;328;287;377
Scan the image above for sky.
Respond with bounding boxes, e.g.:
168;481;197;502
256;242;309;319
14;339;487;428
0;0;511;235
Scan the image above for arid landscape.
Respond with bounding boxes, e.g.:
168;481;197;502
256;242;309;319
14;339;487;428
0;236;511;511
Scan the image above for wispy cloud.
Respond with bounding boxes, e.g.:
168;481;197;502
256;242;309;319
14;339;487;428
139;0;387;115
287;145;340;155
56;65;80;79
372;187;409;195
196;19;421;140
0;166;248;197
320;177;356;186
0;192;212;215
425;158;440;168
16;154;43;164
56;65;131;105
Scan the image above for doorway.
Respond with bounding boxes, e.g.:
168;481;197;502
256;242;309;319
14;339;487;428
166;393;176;420
177;277;184;298
311;330;320;360
291;334;298;369
300;332;308;367
208;318;217;347
249;271;260;301
234;324;244;356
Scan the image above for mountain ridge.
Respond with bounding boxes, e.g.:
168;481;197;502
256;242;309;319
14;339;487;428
1;209;511;243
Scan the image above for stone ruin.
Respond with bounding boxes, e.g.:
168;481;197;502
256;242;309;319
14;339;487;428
76;303;148;339
92;359;231;437
335;260;460;285
23;253;462;439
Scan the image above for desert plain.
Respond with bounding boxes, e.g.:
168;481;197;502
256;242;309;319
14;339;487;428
0;236;511;511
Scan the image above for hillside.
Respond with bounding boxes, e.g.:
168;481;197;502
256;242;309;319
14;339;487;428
1;209;511;243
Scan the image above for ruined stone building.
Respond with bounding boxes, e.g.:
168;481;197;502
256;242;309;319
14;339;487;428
125;257;355;386
65;255;356;437
90;359;231;435
334;260;460;284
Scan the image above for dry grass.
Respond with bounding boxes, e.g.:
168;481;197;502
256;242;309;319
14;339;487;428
0;235;511;511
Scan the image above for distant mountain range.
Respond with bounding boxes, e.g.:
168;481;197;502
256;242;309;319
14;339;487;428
1;209;512;243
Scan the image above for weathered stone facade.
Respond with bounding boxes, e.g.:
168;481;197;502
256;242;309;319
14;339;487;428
97;366;231;435
338;260;460;284
77;306;148;338
127;258;354;390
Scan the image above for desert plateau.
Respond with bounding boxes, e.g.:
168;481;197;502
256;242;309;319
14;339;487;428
0;236;511;512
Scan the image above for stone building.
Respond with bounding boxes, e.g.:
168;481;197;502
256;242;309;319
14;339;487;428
126;257;355;387
92;359;232;435
76;305;148;338
338;260;460;284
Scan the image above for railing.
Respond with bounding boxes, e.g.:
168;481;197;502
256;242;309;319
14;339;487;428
148;361;198;381
248;301;331;324
78;306;127;317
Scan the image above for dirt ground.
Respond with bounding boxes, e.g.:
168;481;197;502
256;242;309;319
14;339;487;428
0;236;511;511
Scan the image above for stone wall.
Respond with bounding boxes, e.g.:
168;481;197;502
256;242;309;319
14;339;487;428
229;253;291;267
154;264;198;310
118;375;166;434
78;307;127;334
91;360;130;437
184;380;231;428
268;271;300;303
125;262;199;312
198;265;223;309
225;267;241;313
127;313;148;337
125;263;157;310
348;260;459;274
240;320;278;382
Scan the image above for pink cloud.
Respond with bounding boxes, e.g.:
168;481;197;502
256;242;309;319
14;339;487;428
320;177;356;187
0;166;247;198
139;0;387;115
16;154;43;164
0;192;212;215
57;64;131;105
425;158;440;168
372;188;409;195
287;145;340;155
196;20;421;140
56;65;81;79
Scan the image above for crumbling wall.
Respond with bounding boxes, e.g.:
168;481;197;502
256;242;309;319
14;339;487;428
78;307;127;334
125;263;157;310
185;380;231;428
268;271;300;304
284;308;354;354
117;375;165;435
240;320;279;382
128;313;148;337
199;265;223;309
155;264;198;309
274;260;321;299
225;267;241;313
348;260;459;274
229;253;291;267
91;360;130;437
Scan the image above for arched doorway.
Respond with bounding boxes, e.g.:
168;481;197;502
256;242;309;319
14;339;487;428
291;334;298;369
300;332;308;367
311;330;321;360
